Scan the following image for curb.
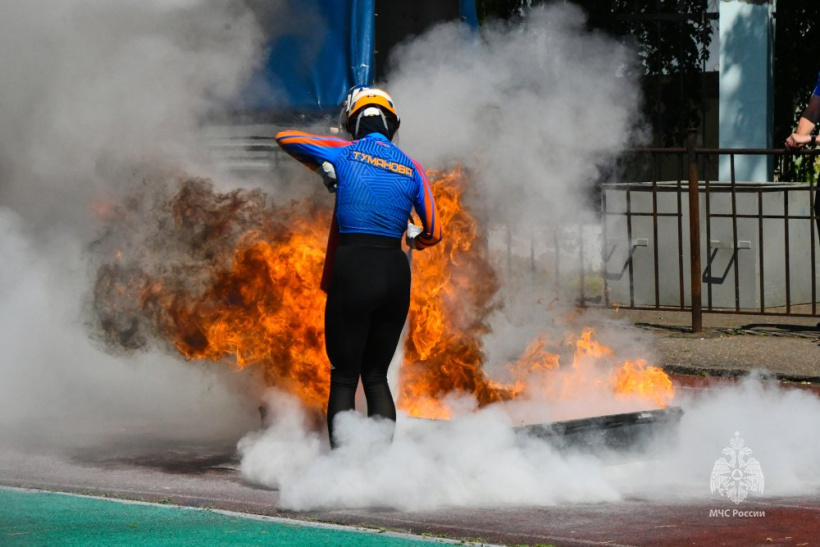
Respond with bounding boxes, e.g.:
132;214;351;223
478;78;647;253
663;364;820;385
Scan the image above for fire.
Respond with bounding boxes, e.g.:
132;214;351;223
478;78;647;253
168;217;332;409
396;169;674;419
613;359;675;408
94;179;334;411
399;166;518;418
500;328;675;420
93;169;674;420
156;227;331;408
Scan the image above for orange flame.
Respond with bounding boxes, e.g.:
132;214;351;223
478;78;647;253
95;182;334;411
613;359;675;408
154;228;330;409
94;170;674;420
396;169;674;418
501;328;675;420
399;167;518;418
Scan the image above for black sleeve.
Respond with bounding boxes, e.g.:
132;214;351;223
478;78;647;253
802;93;820;124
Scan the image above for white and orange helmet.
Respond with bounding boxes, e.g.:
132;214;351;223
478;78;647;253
339;85;401;139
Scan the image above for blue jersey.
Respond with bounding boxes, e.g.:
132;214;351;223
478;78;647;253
814;71;820;96
275;131;442;249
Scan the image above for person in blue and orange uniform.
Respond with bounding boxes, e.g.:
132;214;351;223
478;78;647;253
785;71;820;242
275;86;442;448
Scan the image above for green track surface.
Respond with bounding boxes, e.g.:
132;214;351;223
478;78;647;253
0;488;442;546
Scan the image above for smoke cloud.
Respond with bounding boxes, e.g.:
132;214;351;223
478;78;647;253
385;4;647;365
629;376;820;498
237;4;820;511
2;0;817;518
0;0;269;448
389;5;643;228
0;0;264;236
240;390;621;511
241;377;820;510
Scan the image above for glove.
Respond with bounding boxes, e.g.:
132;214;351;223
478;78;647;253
319;161;337;193
406;223;423;250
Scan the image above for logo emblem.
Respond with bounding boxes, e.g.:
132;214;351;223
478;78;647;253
710;432;764;504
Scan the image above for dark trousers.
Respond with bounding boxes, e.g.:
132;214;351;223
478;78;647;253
323;236;410;447
815;189;820;243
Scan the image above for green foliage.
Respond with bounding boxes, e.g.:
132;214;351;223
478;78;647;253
778;153;820;184
590;0;713;146
475;0;524;22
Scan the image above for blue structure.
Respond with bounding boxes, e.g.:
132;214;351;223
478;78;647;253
460;0;479;29
245;0;476;113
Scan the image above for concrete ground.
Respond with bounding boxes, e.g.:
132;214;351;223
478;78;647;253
2;311;819;546
615;308;820;380
1;413;818;547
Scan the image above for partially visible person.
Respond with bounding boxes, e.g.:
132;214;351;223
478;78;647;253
785;71;820;150
785;70;820;241
274;86;442;448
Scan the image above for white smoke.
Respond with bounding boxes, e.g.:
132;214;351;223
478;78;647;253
385;2;657;419
0;0;269;448
635;375;820;498
2;0;816;517
238;4;820;511
0;204;263;448
386;3;646;363
240;377;820;511
389;5;643;228
240;390;621;511
0;0;264;236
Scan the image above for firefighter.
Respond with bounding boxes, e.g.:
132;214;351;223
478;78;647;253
275;86;442;447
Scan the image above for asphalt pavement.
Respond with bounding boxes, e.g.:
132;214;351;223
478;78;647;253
1;310;819;546
1;427;818;546
615;308;820;381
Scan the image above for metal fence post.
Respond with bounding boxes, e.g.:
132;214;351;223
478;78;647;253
687;129;703;333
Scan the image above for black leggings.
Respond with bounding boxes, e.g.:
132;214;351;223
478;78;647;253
815;188;820;243
324;234;410;447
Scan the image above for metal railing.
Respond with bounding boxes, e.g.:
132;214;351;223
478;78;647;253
211;128;820;331
599;131;820;330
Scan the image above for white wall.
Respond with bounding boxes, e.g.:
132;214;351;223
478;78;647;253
718;0;774;182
